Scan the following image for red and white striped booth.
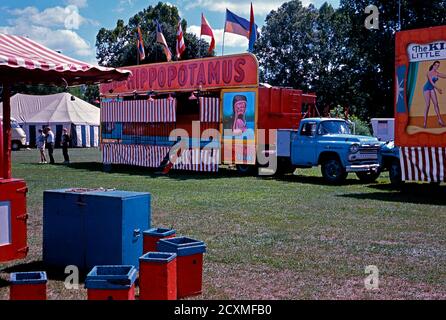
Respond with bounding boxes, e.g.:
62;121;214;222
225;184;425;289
101;144;220;172
100;96;221;172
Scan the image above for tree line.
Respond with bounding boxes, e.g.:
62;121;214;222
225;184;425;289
255;0;446;119
12;1;446;119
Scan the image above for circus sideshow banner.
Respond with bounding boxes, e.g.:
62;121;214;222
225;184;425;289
405;42;446;135
221;90;257;165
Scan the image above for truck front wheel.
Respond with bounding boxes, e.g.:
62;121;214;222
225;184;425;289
321;159;347;184
356;171;381;183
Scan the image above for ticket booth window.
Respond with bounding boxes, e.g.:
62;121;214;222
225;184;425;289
0;201;11;246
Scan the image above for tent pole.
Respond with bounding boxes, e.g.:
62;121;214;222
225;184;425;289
2;83;11;179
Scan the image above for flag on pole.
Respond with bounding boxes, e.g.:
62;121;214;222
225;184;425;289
176;21;186;58
248;3;258;52
137;27;146;60
155;20;172;62
201;13;215;53
224;9;250;38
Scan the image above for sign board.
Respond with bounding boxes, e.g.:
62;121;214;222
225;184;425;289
221;89;257;165
100;53;259;95
395;26;446;147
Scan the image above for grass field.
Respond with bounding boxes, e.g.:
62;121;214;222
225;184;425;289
1;148;445;300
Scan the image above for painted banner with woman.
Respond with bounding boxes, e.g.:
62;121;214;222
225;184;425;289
406;58;446;134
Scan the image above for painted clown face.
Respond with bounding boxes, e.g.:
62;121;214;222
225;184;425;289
232;99;247;135
234;100;247;117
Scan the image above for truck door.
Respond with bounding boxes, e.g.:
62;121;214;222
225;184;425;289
291;122;318;166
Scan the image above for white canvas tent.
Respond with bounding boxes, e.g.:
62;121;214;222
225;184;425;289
0;93;100;147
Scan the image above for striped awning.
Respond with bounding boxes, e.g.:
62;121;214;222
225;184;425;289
0;33;130;85
102;143;219;172
400;147;446;182
199;97;220;122
101;99;177;123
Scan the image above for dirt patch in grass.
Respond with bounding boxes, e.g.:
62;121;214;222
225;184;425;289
201;263;446;300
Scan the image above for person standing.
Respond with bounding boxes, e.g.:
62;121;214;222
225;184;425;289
61;128;71;164
45;127;55;164
36;129;47;164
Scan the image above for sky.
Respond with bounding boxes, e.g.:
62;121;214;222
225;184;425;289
0;0;340;65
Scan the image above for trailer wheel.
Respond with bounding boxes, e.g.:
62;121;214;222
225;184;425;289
236;164;256;175
356;170;381;183
321;158;347;184
389;159;404;187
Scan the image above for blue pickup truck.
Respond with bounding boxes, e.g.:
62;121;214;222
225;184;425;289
275;118;382;184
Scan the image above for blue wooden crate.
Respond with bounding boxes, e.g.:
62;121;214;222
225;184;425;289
43;189;151;270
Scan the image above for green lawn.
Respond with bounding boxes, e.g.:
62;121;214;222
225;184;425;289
1;148;445;300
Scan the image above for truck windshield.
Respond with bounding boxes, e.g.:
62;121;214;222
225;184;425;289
0;119;20;129
318;121;351;135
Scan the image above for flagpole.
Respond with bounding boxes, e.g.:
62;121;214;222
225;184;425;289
136;30;140;65
222;10;227;56
398;0;402;31
222;31;226;56
199;35;202;58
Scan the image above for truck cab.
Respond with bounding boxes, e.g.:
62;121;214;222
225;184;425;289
277;118;382;184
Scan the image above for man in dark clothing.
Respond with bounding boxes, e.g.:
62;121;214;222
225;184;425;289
44;127;55;164
61;128;71;164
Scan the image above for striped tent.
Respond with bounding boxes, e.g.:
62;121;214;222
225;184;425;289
0;32;130;179
0;93;100;147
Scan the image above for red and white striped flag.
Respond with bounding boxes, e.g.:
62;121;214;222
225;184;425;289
176;22;186;59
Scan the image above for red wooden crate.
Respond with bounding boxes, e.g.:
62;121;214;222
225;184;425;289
157;237;206;299
139;252;177;300
85;265;137;301
143;228;176;253
10;272;47;300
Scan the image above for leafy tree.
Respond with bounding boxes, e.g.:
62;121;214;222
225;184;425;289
256;0;446;120
255;1;354;114
96;2;212;67
255;1;318;90
339;0;446;118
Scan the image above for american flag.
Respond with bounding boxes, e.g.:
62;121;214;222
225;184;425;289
137;27;146;61
176;22;186;59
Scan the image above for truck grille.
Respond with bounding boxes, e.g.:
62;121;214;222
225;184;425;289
349;145;379;162
359;146;380;155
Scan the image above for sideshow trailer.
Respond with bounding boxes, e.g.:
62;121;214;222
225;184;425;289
394;26;446;183
99;53;317;173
